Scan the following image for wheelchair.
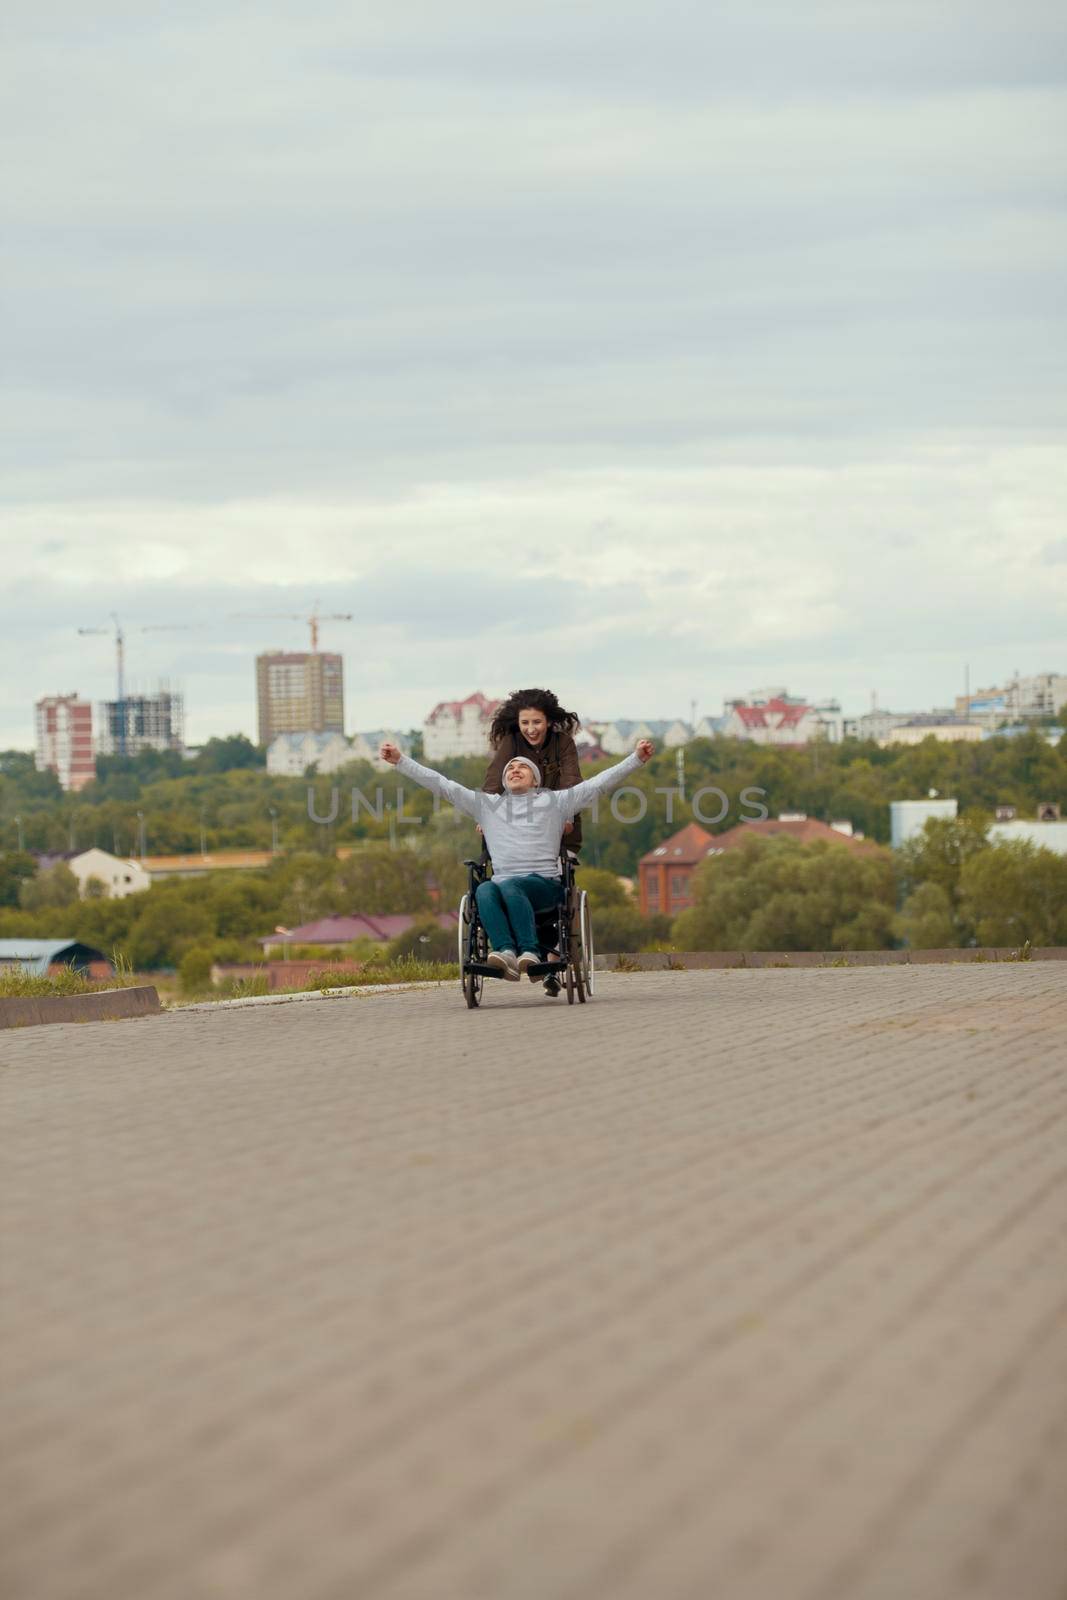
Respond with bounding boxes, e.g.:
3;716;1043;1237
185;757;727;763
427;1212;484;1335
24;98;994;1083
457;853;595;1008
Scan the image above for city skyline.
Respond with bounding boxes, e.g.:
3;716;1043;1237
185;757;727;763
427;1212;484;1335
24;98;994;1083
2;3;1065;750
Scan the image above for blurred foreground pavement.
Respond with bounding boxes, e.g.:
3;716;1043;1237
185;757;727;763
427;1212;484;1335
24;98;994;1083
2;966;1066;1600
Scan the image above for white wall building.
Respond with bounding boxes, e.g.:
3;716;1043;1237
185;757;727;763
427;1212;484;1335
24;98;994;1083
68;848;151;899
880;718;983;747
988;819;1067;857
843;709;917;743
423;693;501;760
889;799;959;850
721;692;841;746
267;731;410;775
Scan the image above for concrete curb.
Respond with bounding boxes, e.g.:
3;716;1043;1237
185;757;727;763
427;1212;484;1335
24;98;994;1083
0;985;162;1031
594;947;1067;971
174;979;456;1014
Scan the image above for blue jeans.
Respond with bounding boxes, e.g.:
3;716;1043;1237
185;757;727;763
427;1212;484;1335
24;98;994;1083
475;874;564;954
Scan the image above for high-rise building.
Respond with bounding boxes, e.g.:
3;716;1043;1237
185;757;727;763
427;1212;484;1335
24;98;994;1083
35;694;96;790
256;652;344;745
96;688;185;757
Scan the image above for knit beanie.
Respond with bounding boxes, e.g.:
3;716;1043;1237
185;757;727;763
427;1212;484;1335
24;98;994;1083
503;756;541;787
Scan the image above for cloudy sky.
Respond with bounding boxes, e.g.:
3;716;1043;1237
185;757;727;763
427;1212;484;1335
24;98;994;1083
2;0;1065;748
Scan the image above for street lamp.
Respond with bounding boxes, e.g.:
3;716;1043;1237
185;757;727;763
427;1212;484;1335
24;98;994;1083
13;813;24;852
199;810;208;858
136;810;146;861
269;807;279;855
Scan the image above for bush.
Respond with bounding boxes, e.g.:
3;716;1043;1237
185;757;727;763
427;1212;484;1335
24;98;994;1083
592;905;672;953
385;916;457;963
179;946;215;993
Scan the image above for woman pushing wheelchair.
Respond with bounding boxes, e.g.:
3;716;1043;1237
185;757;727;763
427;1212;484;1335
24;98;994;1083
378;731;654;981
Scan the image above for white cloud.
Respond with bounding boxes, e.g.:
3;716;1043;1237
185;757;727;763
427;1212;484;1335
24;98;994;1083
1;2;1065;748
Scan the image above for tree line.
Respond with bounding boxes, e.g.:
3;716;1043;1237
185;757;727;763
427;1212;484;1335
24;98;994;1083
2;728;1064;877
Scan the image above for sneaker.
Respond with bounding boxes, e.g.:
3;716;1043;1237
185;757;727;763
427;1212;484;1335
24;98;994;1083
543;973;561;997
486;949;520;981
517;952;541;979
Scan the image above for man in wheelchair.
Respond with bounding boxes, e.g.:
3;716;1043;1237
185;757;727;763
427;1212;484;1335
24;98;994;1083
378;737;654;981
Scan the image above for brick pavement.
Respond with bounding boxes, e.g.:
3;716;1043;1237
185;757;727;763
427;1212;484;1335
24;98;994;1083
1;966;1066;1600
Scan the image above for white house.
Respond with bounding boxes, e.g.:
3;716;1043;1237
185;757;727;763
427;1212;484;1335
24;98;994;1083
267;732;354;776
721;693;840;746
68;848;151;899
889;800;959;850
988;819;1067;857
423;693;501;760
268;730;412;774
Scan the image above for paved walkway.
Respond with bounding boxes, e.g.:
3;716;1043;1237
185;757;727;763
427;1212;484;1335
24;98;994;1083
2;966;1066;1600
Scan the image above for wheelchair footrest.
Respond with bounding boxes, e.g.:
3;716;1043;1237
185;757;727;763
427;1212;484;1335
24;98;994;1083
466;961;565;979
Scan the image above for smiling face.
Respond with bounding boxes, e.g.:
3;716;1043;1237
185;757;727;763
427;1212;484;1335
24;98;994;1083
503;759;539;793
516;707;549;748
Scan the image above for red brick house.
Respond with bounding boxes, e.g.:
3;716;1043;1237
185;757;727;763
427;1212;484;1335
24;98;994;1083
638;823;715;917
638;816;876;916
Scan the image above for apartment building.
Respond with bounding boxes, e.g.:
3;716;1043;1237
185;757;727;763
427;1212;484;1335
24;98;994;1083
34;694;95;790
423;692;501;759
256;652;344;746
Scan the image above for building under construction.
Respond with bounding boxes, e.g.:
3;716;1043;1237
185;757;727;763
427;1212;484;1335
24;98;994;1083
96;687;185;758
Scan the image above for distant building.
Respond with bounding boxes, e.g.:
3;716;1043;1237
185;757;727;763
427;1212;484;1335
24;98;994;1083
879;717;982;748
638;822;716;917
584;719;692;755
97;688;184;757
423;692;501;760
0;939;113;978
889;799;958;850
266;729;411;775
988;806;1067;856
842;709;917;743
259;911;459;956
957;671;1067;727
638;814;871;915
142;851;276;881
35;694;95;790
67;848;151;899
256;652;344;746
721;689;842;746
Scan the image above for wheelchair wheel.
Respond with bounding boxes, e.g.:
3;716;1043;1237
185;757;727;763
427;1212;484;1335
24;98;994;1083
458;893;484;1010
578;889;595;999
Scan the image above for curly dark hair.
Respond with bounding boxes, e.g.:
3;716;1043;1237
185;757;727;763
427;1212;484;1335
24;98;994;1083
489;688;580;747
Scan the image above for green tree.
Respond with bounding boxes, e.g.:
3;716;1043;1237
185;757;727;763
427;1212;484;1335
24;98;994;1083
575;866;630;909
19;862;80;911
673;837;896;952
893;882;957;949
958;842;1067;947
0;851;37;908
179;946;215;993
385;916;456;963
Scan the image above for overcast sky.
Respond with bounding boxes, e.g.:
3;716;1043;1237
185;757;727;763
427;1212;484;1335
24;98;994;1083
2;0;1065;749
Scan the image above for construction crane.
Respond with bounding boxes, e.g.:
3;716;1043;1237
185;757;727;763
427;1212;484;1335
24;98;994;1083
77;615;195;758
231;600;352;653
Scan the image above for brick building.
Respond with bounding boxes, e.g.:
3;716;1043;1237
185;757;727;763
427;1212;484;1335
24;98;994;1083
34;694;95;790
639;815;875;917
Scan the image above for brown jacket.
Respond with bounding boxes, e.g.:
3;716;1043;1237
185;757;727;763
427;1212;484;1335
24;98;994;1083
483;729;584;850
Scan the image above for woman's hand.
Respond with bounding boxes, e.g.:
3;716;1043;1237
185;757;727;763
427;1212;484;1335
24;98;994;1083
379;741;403;765
635;739;655;763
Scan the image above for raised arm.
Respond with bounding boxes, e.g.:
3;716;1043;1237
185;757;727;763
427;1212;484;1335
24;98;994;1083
558;740;654;818
379;744;481;821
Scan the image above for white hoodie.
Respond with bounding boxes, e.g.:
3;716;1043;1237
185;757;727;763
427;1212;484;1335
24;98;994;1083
394;750;643;882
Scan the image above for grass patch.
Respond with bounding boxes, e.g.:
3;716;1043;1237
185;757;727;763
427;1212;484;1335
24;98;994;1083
0;963;141;999
194;956;462;1003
